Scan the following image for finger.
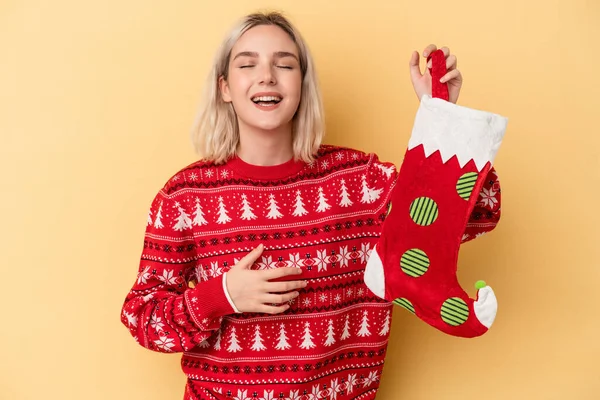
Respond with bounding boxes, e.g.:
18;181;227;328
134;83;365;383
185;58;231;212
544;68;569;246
261;267;303;280
422;44;438;58
260;303;290;315
426;46;451;70
266;280;308;293
262;291;300;305
446;54;457;70
409;51;423;82
439;46;450;58
440;69;462;84
232;244;264;269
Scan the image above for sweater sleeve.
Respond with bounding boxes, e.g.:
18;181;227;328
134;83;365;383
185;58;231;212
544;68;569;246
120;189;236;353
462;167;502;243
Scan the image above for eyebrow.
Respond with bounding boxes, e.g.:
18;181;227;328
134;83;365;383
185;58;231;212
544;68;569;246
232;51;299;62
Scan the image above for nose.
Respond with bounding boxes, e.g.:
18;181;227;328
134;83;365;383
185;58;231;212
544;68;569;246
258;63;276;85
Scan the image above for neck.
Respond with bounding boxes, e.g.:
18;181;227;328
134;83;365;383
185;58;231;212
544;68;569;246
236;122;294;166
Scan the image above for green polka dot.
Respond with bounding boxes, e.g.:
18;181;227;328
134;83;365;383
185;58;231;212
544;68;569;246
475;280;487;289
409;197;439;226
400;249;430;277
456;172;478;200
441;297;469;326
394;298;415;314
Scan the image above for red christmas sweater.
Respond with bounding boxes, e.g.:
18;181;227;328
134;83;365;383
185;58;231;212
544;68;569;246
121;145;501;399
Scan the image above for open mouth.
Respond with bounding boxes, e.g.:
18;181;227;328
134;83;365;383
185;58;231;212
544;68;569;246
251;95;282;106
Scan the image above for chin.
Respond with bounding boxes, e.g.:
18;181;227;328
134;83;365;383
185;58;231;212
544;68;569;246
250;119;293;133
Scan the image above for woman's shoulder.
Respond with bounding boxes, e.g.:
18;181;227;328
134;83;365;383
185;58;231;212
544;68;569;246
156;158;224;196
312;145;396;180
314;144;375;166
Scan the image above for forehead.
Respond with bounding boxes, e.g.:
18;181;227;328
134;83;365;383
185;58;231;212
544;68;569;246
232;24;298;55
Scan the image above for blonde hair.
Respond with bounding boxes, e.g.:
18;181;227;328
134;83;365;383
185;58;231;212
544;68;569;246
190;11;325;164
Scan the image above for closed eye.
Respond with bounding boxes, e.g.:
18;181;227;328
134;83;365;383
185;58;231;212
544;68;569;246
277;66;293;69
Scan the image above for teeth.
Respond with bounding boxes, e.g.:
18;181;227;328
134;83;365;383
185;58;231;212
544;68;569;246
252;96;281;102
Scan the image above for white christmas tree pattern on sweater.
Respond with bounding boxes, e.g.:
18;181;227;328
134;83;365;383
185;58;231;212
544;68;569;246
216;196;232;224
274;323;291;350
315;187;331;212
240;194;257;220
323;319;336;346
299;322;316;349
340;314;351;340
266;194;283;219
292;190;308;217
357;310;372;337
192;197;208;226
172;202;192;231
123;310;137;328
360;175;383;204
213;329;222;350
153;201;164;229
339;179;354;207
227;326;242;352
375;163;395;179
379;310;391;336
250;325;266;351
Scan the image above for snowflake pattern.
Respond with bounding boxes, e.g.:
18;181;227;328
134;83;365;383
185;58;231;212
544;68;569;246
246;244;371;270
208;261;223;277
479;187;499;209
159;269;178;285
212;372;381;399
154;335;175;351
363;371;379;387
137;266;151;285
123;311;137;327
150;315;165;332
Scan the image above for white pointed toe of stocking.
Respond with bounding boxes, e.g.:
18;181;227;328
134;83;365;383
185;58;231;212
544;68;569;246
474;286;498;329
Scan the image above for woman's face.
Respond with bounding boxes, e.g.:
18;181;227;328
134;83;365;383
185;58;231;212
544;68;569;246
220;24;302;135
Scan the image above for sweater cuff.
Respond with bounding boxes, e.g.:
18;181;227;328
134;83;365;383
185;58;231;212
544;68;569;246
184;275;236;328
408;94;508;172
222;272;241;313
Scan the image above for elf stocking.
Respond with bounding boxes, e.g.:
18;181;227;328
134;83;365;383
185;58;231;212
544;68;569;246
364;49;508;338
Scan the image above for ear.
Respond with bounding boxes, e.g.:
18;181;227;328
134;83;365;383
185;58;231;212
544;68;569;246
219;75;232;103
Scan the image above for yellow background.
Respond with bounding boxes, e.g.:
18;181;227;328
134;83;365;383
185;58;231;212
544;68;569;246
1;1;598;399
